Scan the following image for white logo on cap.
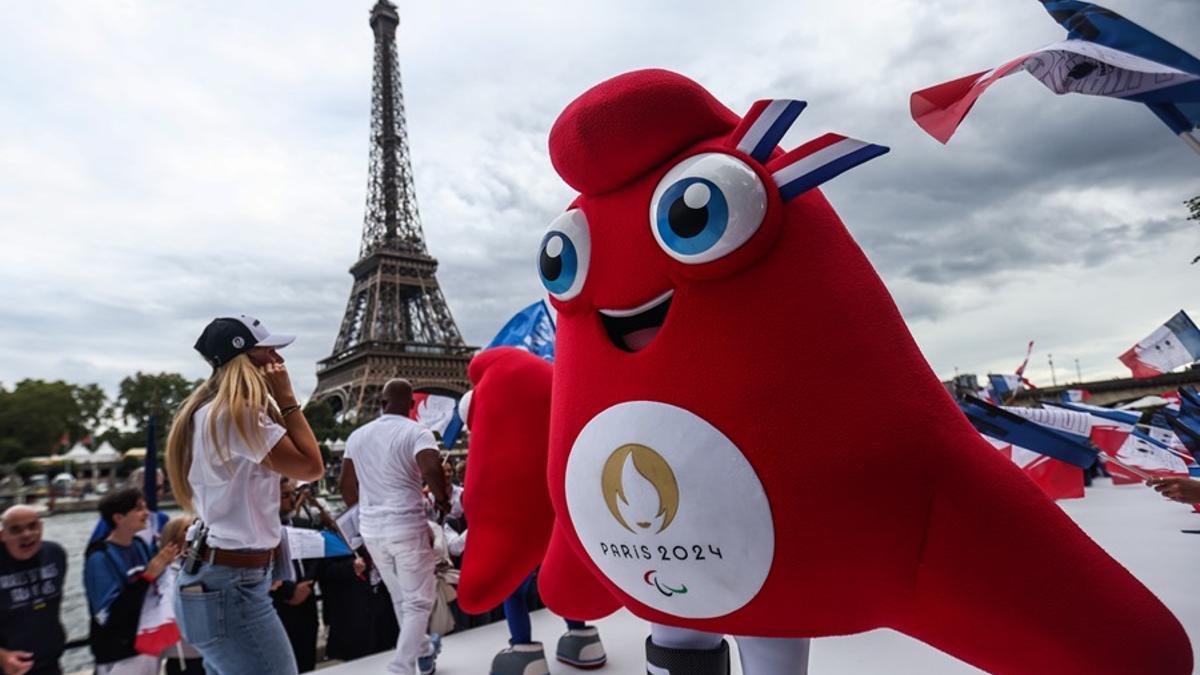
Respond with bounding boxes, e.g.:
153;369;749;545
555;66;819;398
232;336;245;349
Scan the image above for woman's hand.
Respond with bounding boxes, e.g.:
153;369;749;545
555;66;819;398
1146;476;1200;504
262;362;297;405
145;543;182;580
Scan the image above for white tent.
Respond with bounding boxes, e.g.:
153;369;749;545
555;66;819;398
91;441;121;463
61;443;94;463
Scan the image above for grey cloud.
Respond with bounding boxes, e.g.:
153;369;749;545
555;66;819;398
1;0;1197;398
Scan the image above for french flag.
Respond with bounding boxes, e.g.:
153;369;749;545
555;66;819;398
770;133;889;202
410;392;458;435
135;569;181;656
910;1;1200;153
987;373;1024;401
729;99;808;163
1109;430;1190;484
727;98;889;202
1048;399;1140;429
1118;310;1200;378
958;397;1098;468
983;435;1084;500
1060;389;1091;403
284;526;354;559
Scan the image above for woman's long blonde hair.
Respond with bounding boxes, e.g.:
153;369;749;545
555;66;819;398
165;354;281;512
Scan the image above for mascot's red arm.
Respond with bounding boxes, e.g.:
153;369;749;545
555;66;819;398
539;521;622;621
456;347;557;613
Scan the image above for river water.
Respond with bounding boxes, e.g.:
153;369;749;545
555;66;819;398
43;509;181;673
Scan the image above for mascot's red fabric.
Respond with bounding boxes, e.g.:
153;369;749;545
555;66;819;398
457;348;555;612
458;69;1193;674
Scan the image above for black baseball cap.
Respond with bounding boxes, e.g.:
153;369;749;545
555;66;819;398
194;314;295;367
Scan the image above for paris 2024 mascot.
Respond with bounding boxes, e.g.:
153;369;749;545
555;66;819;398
455;69;1193;675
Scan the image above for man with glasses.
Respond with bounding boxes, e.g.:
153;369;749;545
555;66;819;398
0;506;66;675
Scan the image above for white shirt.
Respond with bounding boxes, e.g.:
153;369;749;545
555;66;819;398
189;402;286;550
345;414;437;539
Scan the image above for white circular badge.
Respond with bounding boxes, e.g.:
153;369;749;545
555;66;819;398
564;401;774;619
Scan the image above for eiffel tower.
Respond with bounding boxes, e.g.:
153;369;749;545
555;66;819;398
313;0;474;420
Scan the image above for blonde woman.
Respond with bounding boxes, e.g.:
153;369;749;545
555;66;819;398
166;315;324;675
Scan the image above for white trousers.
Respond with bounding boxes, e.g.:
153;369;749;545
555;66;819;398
365;530;438;675
651;624;811;675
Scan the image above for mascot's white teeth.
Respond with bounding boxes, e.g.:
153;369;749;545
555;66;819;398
598;289;673;353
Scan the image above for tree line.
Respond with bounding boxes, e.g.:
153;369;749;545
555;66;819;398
0;372;352;466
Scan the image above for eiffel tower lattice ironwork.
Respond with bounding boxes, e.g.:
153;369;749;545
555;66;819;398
312;0;474;421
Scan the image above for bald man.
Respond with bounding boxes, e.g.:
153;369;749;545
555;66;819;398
341;379;451;675
0;506;66;675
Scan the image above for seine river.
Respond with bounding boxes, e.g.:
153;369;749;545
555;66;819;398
43;509;181;673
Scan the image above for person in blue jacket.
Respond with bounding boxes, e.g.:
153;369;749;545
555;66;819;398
84;489;179;675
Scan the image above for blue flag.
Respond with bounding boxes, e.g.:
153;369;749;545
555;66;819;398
913;1;1200;152
144;416;158;513
485;300;556;361
1046;400;1141;427
1039;1;1200;142
959;397;1098;468
441;301;557;450
1179;387;1200;419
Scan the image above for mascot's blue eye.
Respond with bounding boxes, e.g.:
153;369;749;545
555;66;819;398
539;232;577;293
649;153;767;265
537;209;591;301
655;178;729;256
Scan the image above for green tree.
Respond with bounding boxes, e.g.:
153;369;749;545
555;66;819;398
73;383;109;431
95;427;147;453
303;399;355;446
115;372;200;448
0;380;86;463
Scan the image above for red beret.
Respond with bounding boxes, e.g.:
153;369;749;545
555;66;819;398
548;69;739;196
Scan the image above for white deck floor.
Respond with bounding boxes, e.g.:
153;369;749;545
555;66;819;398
323;479;1200;674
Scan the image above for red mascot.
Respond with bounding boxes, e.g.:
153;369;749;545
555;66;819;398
457;69;1193;675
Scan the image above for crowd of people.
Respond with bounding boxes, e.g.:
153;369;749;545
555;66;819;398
0;315;590;675
6;313;1197;674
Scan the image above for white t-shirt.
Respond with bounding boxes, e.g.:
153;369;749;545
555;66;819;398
345;414;438;539
188;402;286;550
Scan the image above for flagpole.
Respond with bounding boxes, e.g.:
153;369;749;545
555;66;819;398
143;415;158;514
1180;132;1200;155
1097;453;1152;481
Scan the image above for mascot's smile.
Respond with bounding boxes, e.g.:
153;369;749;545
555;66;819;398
599;289;673;352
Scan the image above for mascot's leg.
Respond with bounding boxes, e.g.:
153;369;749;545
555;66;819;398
897;450;1193;675
733;636;810;675
646;625;729;675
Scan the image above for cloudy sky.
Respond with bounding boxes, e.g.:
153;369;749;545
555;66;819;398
1;0;1198;402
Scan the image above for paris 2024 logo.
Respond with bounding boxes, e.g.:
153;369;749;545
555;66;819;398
566;401;774;618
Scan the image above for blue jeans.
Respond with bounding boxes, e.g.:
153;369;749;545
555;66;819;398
174;562;298;675
504;571;585;645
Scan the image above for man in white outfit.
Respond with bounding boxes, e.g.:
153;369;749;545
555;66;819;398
341;379;451;675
